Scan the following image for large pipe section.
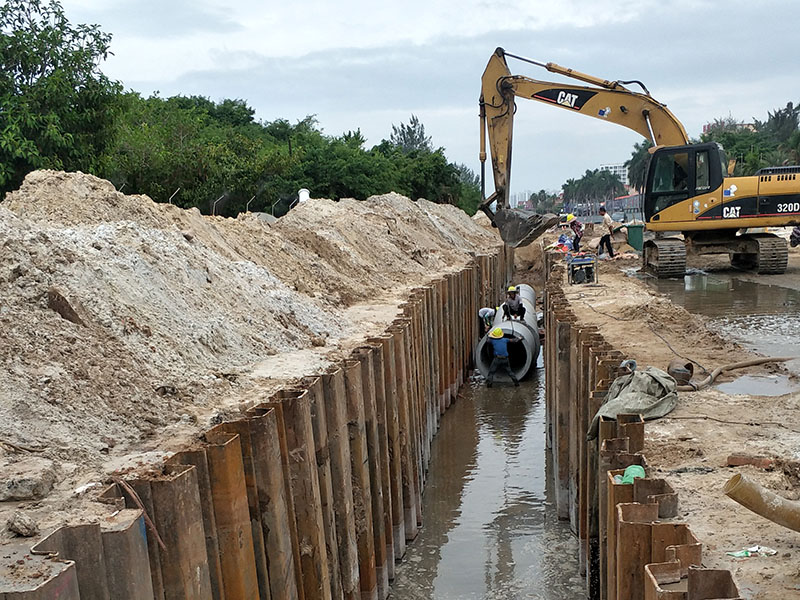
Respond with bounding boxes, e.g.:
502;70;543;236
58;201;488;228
475;283;541;381
724;473;800;533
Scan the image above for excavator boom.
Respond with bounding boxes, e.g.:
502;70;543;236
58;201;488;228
479;47;688;246
481;47;796;277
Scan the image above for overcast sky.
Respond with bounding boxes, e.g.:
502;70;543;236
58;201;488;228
61;0;800;197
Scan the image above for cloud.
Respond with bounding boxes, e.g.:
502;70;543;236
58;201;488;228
61;0;800;192
65;0;242;39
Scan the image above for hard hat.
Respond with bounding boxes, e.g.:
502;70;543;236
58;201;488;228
507;285;517;292
489;327;504;339
567;213;575;222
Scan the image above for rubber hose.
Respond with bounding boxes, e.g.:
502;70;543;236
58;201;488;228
676;357;794;392
724;473;800;533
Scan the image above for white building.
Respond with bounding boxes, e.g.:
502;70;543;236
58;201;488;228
599;163;629;186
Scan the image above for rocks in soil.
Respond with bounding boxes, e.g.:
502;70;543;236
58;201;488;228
6;511;39;537
46;287;85;326
0;458;56;501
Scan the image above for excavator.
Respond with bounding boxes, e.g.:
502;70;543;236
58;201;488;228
480;47;800;277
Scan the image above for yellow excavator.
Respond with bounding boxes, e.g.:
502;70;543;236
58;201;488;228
480;47;800;276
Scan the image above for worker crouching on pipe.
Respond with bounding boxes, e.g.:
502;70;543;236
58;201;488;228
502;286;525;322
486;327;521;388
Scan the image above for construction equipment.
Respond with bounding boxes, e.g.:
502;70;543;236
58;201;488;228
480;47;800;276
566;253;598;285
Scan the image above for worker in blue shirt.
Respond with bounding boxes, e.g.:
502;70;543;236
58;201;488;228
486;327;520;388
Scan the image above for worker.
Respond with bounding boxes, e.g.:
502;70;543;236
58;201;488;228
567;213;584;252
501;285;525;322
598;206;615;258
486;327;520;387
478;307;496;336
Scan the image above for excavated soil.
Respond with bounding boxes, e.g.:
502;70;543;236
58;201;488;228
569;255;800;599
0;170;501;539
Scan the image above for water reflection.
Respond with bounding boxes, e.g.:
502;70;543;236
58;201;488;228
391;369;583;599
645;273;800;373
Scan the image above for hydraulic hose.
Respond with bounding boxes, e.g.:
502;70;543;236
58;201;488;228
724;473;800;533
676;357;794;392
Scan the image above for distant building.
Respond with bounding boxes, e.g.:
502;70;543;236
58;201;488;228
510;190;533;208
599;163;629;186
702;122;756;134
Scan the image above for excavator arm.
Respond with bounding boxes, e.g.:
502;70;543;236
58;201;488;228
480;47;689;246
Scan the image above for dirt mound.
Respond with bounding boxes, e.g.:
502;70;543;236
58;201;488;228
0;171;501;479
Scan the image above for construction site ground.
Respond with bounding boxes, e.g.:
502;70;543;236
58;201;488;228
2;171;799;598
0;170;502;547
535;242;800;599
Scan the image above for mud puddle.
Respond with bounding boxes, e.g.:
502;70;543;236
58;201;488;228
390;365;583;599
645;272;800;377
716;374;797;396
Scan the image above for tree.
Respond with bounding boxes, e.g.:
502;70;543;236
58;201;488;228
0;0;121;196
625;140;653;193
561;168;624;214
528;189;560;213
389;114;432;153
452;163;481;215
755;102;799;146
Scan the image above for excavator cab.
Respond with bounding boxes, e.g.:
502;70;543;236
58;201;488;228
644;143;727;221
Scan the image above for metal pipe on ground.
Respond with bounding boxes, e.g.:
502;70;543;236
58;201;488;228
475;283;541;382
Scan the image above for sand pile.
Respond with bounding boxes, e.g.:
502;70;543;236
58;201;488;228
0;171;501;473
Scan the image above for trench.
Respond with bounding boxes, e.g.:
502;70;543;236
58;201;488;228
644;271;800;391
391;364;584;599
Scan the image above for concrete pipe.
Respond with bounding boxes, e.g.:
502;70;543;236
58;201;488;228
475;283;541;382
724;473;800;533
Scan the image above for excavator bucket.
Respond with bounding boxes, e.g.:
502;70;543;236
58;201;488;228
492;208;560;248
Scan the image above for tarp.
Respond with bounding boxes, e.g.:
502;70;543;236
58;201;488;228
587;366;678;440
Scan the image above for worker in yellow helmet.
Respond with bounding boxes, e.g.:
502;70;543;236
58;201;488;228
566;213;584;252
501;285;525;322
486;327;520;388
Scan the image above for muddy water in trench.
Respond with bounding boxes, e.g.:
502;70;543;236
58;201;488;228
390;365;583;599
644;272;800;387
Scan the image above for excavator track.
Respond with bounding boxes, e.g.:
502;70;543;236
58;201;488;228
731;233;788;274
642;238;686;278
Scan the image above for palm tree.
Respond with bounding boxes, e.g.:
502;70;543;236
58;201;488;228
625;140;653;193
